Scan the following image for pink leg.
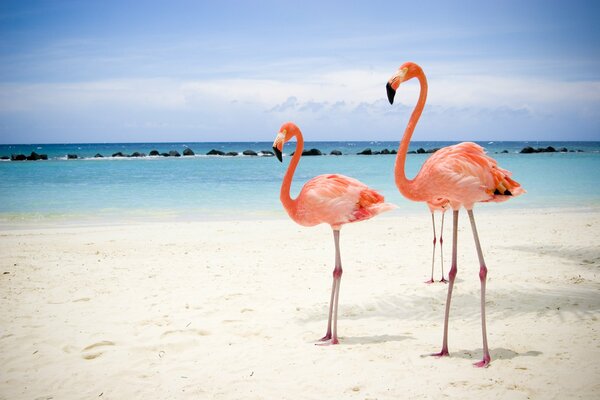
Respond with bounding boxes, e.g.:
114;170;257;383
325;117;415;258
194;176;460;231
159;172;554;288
425;213;436;284
432;210;458;358
318;229;342;345
467;209;491;367
439;211;448;283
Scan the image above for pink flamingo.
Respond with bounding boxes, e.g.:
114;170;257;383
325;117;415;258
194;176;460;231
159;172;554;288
386;62;524;367
272;122;395;345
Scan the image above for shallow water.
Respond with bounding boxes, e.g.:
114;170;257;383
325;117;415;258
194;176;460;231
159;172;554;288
1;141;599;223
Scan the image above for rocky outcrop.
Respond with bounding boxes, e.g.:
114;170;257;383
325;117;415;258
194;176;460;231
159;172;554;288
330;150;342;156
243;150;258;156
168;150;181;157
149;150;160;156
183;148;195;156
357;148;372;155
207;149;225;156
520;146;559;153
302;148;322;156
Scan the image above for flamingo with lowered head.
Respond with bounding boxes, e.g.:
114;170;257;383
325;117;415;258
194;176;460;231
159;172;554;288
272;122;395;345
386;62;524;367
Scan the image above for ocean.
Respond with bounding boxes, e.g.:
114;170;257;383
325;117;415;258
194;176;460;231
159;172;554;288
1;141;599;224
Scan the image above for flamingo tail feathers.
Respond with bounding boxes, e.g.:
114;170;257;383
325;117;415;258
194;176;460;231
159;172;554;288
352;189;396;221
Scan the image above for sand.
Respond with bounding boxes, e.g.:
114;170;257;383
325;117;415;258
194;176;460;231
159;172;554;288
1;208;599;399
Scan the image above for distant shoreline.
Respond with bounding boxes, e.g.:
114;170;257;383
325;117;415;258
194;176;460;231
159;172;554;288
2;141;598;162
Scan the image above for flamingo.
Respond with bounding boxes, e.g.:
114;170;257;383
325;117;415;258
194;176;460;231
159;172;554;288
386;62;524;367
272;122;395;345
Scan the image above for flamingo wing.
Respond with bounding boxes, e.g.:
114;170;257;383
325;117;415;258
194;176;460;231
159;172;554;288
296;174;394;227
421;142;525;207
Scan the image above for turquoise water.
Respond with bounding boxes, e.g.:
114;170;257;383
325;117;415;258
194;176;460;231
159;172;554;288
1;141;599;223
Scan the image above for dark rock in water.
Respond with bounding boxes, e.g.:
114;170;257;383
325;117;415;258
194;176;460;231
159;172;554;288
161;152;170;157
149;150;160;156
577;149;584;152
501;150;509;153
357;148;372;155
27;151;42;161
40;154;48;160
426;148;440;153
391;149;397;154
545;146;556;152
330;150;342;156
183;148;195;156
408;150;416;154
67;154;78;159
225;151;238;156
207;149;225;156
94;153;104;158
260;150;274;156
373;151;381;155
112;152;125;157
380;149;390;154
1;155;9;160
131;152;146;157
11;154;26;161
520;146;535;154
416;148;426;154
169;150;181;157
559;147;568;152
302;148;322;156
243;150;258;156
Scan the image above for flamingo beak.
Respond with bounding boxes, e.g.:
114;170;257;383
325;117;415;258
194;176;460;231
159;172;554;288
386;82;396;105
273;146;283;162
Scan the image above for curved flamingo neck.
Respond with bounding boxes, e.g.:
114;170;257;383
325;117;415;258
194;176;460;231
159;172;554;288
395;70;428;201
280;130;303;218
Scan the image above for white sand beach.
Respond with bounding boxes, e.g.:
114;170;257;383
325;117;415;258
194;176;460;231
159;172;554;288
1;208;599;399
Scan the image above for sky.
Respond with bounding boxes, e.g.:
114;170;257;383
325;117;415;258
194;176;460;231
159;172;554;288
0;0;599;143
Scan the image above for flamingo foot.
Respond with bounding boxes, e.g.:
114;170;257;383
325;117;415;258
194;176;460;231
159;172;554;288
318;333;332;342
424;278;435;284
473;356;491;368
431;349;449;358
439;277;448;283
316;337;339;346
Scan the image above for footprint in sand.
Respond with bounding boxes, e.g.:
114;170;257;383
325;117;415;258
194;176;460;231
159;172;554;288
81;340;115;360
160;329;210;339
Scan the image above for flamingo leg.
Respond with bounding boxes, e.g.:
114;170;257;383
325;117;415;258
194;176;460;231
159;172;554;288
439;211;447;283
432;209;458;358
318;229;342;345
426;213;437;284
467;209;491;367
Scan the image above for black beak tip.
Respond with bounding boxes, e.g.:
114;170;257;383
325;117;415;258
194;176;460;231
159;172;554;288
273;146;283;162
386;82;396;105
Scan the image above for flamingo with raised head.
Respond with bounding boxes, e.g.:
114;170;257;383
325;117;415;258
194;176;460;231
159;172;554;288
386;62;524;367
272;122;395;345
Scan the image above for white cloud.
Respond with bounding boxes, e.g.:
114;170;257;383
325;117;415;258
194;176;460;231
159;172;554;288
1;67;599;142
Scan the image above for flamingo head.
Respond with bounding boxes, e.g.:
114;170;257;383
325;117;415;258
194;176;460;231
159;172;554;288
272;121;300;162
386;62;420;104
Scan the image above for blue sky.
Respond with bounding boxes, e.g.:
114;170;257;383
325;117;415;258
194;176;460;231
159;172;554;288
1;0;599;143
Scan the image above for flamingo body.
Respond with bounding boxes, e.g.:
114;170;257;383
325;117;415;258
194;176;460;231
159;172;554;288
412;142;524;210
291;173;394;229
